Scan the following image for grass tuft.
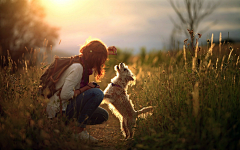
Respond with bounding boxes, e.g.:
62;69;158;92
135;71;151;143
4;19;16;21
0;33;240;149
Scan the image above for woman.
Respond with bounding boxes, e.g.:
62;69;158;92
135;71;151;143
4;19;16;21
46;39;117;143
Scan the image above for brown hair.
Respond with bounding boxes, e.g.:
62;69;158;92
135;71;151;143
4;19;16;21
79;39;108;81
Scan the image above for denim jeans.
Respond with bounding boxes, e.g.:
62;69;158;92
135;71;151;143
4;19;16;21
65;88;108;128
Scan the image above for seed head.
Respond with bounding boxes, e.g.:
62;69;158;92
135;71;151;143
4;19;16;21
198;33;202;38
198;47;201;52
188;29;193;34
162;70;165;74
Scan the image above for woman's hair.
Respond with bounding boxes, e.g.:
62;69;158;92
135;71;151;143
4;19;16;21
79;39;108;81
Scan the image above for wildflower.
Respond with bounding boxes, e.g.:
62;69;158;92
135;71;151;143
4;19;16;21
198;47;201;52
187;29;193;34
198;33;202;38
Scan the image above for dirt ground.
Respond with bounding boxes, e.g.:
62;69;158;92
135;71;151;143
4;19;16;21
85;104;132;150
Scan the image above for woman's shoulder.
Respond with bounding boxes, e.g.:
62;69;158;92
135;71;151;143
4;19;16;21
67;63;83;72
70;63;83;69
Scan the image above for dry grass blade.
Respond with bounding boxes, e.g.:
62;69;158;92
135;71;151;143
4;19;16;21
192;82;199;118
192;42;199;72
204;34;215;62
183;45;187;70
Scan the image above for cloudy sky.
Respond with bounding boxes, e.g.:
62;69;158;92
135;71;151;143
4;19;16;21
40;0;240;55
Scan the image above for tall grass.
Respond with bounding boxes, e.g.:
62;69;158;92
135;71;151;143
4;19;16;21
0;32;240;149
128;33;240;150
0;50;89;149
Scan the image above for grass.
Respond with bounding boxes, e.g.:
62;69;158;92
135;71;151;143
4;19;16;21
0;33;240;149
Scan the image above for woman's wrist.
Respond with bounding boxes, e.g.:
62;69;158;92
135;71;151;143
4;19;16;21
87;85;93;89
74;89;82;97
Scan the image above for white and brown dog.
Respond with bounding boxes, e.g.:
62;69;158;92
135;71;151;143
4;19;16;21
103;63;153;138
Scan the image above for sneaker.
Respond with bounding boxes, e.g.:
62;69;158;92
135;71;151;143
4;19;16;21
77;130;98;143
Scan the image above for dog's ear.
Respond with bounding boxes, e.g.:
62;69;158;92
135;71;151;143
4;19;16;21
114;65;119;72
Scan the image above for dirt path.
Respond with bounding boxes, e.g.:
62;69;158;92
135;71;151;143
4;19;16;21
85;104;131;149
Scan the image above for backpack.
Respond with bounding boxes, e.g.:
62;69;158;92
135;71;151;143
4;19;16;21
39;55;85;99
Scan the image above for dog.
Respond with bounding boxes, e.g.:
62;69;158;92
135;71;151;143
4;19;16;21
103;63;153;138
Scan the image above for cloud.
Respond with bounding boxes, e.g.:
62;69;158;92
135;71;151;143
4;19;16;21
42;0;240;55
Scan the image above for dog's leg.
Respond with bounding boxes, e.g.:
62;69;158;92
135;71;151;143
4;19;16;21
128;119;136;138
127;118;136;138
122;119;129;138
120;120;126;138
136;106;153;118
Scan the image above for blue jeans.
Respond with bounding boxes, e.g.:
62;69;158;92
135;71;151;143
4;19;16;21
65;88;108;128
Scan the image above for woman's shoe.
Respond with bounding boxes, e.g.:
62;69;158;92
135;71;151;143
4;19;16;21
77;130;98;143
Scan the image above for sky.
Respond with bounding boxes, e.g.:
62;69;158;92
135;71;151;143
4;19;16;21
40;0;240;55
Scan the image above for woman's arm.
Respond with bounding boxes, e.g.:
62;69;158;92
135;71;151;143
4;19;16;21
74;82;100;97
60;64;83;100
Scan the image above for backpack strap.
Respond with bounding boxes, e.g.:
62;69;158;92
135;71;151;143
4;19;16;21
47;55;85;117
55;56;83;117
49;57;77;84
46;56;83;99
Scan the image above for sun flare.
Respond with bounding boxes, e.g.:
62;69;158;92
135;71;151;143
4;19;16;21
51;0;71;4
40;0;83;19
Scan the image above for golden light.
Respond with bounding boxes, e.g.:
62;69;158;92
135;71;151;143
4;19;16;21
40;0;82;20
41;0;76;7
51;0;72;5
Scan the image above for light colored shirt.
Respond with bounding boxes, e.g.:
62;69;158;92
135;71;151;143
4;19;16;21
46;63;83;118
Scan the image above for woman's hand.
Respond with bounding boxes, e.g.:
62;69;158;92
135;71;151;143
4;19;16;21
87;82;100;89
74;82;100;97
107;46;117;55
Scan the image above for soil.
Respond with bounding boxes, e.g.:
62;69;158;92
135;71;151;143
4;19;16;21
85;104;131;150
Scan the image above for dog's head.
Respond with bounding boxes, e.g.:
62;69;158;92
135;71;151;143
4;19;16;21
114;63;135;85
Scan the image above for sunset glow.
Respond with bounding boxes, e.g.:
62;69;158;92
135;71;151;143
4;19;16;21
42;0;77;6
40;0;85;17
38;0;240;56
51;0;72;4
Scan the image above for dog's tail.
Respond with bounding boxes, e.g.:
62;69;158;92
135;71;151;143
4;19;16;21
136;106;154;118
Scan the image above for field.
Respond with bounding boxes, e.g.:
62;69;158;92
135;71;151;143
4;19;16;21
0;34;240;150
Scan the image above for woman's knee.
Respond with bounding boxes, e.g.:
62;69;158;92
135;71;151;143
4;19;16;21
89;107;109;124
91;88;104;101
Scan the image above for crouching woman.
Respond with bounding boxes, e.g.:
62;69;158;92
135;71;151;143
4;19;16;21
46;39;117;143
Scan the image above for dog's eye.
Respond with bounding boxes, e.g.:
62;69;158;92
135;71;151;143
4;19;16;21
124;68;127;71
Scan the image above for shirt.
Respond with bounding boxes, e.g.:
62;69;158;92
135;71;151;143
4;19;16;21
46;63;83;118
